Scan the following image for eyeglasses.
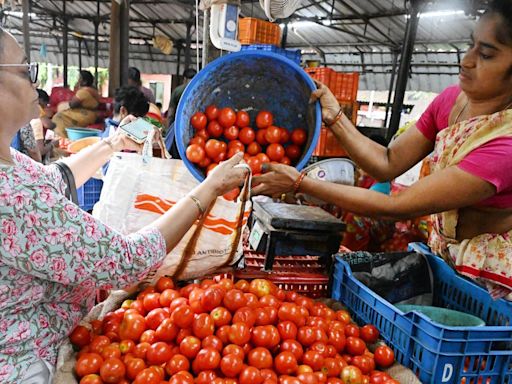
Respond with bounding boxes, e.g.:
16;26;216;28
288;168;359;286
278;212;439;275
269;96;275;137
0;62;39;83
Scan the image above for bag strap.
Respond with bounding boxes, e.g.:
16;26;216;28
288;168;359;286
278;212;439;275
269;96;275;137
54;161;79;205
142;128;171;163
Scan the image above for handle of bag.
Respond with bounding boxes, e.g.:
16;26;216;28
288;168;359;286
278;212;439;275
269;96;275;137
142;127;171;163
54;161;79;205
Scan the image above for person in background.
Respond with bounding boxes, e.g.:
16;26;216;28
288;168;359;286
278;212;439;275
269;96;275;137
166;68;197;127
11;123;42;163
156;102;163;111
127;66;156;104
31;89;58;163
105;85;149;138
52;70;100;138
253;0;512;299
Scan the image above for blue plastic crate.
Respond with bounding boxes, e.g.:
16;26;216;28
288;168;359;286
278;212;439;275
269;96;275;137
240;44;301;65
331;242;512;384
77;178;103;211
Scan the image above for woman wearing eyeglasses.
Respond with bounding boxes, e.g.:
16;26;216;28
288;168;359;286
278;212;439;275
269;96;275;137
0;30;248;383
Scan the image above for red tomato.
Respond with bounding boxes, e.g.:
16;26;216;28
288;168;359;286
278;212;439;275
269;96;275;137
202;335;223;352
199;156;212;169
196;129;210;141
228;146;244;159
239;366;264;384
79;374;103;384
280;339;304;361
180;336;202;359
328;329;346;353
70;325;92;348
323;357;342;377
291;128;307;145
369;371;391;384
341;365;363;384
265;126;282;144
223;289;247;312
274;351;298;375
228;322;251;345
119;340;135;355
246;142;261;156
239;127;256;145
193;313;215;339
228;139;245;150
345;337;366;356
145;308;169;330
101;344;121;360
254;307;274;326
125;358;146;380
246;156;262;174
192;347;221;372
191;112;207;130
133;367;162;384
210;306;232;327
255;129;269;146
236;111;250;127
280;128;290;144
196;370;218;384
351;356;375;375
224;125;239;141
170;371;195;384
223;344;245;359
360;325;380;345
205;139;224;159
215;143;228;163
76;353;104;377
154;318;178;343
373;345;394;368
256;111;273;129
285;144;302;161
207;121;224;138
159;288;180;307
344;324;360;338
146;342;173;365
297;372;319;384
118;314;146;342
219;108;237;128
220;353;244;377
99;357;126;384
266;143;285;161
201;286;225;312
186;144;205;164
249;279;275;298
216;325;231;344
139;329;157;344
205;105;219;121
248;347;273;369
233;307;257;327
303;350;324;371
279;304;305;327
278;321;298;340
257;153;271;164
171;305;194;328
281;156;291;165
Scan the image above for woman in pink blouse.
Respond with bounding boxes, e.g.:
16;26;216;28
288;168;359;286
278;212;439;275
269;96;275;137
254;0;512;299
0;30;247;383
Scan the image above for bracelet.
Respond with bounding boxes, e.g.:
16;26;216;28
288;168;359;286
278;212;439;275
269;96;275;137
326;108;344;127
102;138;115;151
188;195;205;217
293;171;307;194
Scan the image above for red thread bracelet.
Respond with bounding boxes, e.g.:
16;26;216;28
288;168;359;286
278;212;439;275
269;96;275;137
293;172;307;194
327;108;344;127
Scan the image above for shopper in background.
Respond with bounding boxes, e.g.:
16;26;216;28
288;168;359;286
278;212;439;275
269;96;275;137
31;89;58;163
104;85;149;137
11;123;42;162
253;0;512;299
127;66;156;104
52;70;100;138
0;29;248;383
166;67;197;127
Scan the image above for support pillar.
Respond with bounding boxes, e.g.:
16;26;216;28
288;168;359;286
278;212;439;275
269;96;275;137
63;0;69;87
120;0;130;85
384;49;399;128
184;22;192;70
94;0;100;86
108;0;121;96
22;0;31;62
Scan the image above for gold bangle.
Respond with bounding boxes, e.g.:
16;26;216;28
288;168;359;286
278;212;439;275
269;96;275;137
188;195;205;217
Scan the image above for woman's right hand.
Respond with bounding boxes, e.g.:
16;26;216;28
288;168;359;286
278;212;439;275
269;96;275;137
204;152;248;196
310;80;342;125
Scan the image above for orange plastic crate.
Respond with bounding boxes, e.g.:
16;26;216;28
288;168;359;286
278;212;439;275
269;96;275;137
238;18;281;46
331;72;359;102
304;67;336;87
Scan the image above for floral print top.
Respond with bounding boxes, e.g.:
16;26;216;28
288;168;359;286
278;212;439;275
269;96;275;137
0;149;166;383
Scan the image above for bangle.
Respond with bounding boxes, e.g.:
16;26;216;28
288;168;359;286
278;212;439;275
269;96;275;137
327;108;344;127
293;172;307;194
102;138;115;151
188;195;205;217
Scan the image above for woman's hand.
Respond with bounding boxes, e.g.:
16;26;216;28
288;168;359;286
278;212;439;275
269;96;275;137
109;115;151;152
204;152;249;196
252;163;300;197
310;80;343;126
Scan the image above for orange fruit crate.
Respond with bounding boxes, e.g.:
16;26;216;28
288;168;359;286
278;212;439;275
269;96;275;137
331;72;359;102
304;67;336;87
238;18;281;46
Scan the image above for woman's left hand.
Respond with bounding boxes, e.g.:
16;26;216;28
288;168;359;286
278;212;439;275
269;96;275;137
110;115;156;152
252;163;301;197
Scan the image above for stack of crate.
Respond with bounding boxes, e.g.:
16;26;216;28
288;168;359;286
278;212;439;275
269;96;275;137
238;17;281;46
305;67;359;157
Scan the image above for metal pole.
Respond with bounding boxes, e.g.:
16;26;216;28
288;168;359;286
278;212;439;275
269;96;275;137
184;22;192;70
78;39;82;72
22;0;31;62
281;23;288;49
63;0;68;87
120;0;130;85
177;45;182;80
384;50;399;128
94;0;100;86
387;0;421;141
109;0;121;96
202;9;209;68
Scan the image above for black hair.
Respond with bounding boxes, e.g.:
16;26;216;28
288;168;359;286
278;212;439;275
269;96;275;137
113;85;149;117
156;102;163;109
484;0;512;45
128;67;141;84
183;68;197;79
37;89;50;104
80;70;94;87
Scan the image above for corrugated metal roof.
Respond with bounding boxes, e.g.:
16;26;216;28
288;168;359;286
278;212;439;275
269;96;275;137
0;0;487;92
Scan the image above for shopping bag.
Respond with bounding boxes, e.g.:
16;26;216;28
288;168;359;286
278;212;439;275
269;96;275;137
93;131;252;283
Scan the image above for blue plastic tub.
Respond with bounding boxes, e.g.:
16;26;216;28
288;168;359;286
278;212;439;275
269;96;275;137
331;243;512;384
66;127;102;141
175;50;321;181
240;44;302;65
77;178;103;211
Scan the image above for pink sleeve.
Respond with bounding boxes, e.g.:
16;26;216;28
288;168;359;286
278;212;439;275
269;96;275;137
458;137;512;193
416;85;461;141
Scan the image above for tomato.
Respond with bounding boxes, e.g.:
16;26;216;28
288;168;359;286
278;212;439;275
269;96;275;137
165;354;190;376
257;153;271;165
251;325;280;349
192;347;221;372
360;325;379;345
344;324;360;338
133;367;162;384
224;125;239;141
264;126;282;144
139;329;157;344
205;139;225;160
279;304;305;327
297;372;319;384
239;366;264;384
285;144;302;161
99;357;126;383
201;286;225;312
233;307;257;327
193;313;215;339
246;142;262;156
146;341;173;365
274;351;298;375
201;335;222;352
79;374;103;384
180;336;202;359
256;111;273;129
281;156;291;165
228;322;251;345
234;110;250;127
90;320;103;335
126;358;146;380
70;325;92;348
207;120;224;138
196;370;218;384
222;343;244;359
119;340;135;355
145;308;169;330
323;357;342;377
101;344;122;360
133;342;150;360
170;371;195;384
216;325;231;344
280;339;304;361
205;105;219;121
186;144;206;163
243;292;259;309
345;337;366;356
159;289;180;307
341;365;363;384
335;309;351;324
220;353;244;377
303;350;324;371
246;156;262;174
228;146;244;159
76;353;104;377
199;156;212;169
191;112;208;130
247;347;273;369
326;379;343;384
249;279;275;298
266;143;285;161
239;127;256;145
209;306;231;327
327;329;346;353
196;129;210;141
314;371;327;384
90;336;111;354
310;342;329;358
219;107;237;128
223;289;247;312
129;300;146;316
280;376;301;384
374;345;394;368
351;356;375;375
171;305;194;329
291;128;307;145
190;136;206;148
254;307;274;326
228;139;245;150
255;130;269;146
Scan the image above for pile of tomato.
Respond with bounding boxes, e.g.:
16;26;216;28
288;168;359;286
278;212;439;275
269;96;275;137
185;106;308;176
70;277;397;384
